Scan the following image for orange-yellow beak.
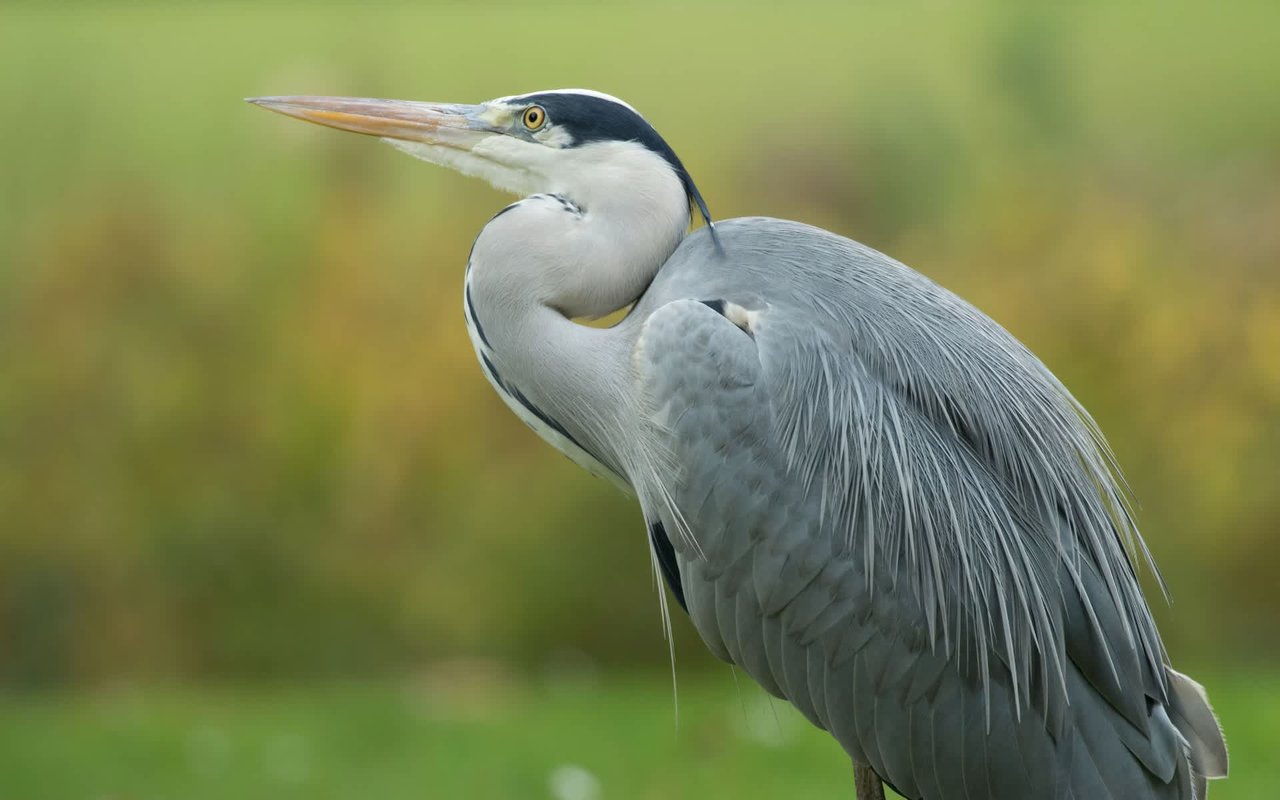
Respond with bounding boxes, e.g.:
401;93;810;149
247;96;496;148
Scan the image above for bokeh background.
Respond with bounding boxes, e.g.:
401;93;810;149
1;1;1277;797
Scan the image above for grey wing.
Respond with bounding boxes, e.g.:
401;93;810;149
632;292;1224;799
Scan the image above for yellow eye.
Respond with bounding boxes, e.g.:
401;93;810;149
522;105;546;131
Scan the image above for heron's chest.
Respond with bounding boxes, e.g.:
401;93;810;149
462;279;624;487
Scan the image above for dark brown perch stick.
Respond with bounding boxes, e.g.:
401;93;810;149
855;763;886;800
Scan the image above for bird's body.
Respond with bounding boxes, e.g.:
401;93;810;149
469;215;1221;799
252;88;1227;799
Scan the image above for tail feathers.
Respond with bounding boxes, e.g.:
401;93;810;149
1165;667;1228;794
1191;771;1207;800
1171;742;1205;800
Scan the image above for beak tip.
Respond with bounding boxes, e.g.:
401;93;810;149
247;97;305;120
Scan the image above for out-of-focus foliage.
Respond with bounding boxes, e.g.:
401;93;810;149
0;1;1277;686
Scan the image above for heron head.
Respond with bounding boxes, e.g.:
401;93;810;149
248;89;713;228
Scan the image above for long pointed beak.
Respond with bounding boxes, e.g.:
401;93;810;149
247;96;494;148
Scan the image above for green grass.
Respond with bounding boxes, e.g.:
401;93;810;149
0;669;1270;799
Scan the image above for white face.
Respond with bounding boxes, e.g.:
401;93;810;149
248;90;702;320
248;89;703;222
385;90;650;200
385;131;549;197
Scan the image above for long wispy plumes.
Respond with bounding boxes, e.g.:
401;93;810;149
755;228;1165;715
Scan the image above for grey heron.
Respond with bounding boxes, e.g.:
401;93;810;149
249;90;1228;799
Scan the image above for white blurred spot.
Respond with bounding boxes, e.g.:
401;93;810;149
548;764;601;800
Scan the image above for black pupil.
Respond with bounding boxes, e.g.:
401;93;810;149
528;110;539;125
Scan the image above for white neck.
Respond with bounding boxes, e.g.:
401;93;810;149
476;140;690;318
460;140;690;479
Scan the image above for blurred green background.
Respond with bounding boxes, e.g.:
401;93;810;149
1;1;1277;797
